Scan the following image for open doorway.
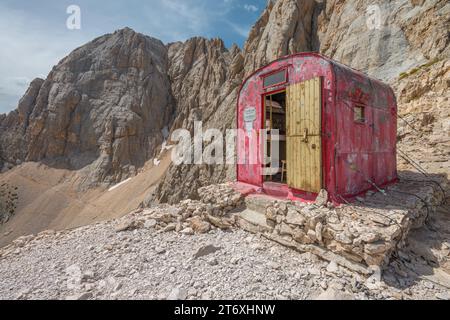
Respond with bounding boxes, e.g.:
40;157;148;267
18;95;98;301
263;91;287;183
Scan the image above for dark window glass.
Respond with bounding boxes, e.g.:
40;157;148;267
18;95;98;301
263;70;286;88
354;105;365;123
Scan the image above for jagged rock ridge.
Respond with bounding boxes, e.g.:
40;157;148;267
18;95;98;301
153;0;449;203
1;0;449;202
151;38;243;203
1;28;174;187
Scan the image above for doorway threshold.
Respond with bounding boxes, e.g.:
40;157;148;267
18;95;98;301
232;181;317;204
263;181;289;197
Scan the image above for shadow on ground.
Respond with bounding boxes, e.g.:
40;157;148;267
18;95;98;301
374;171;450;292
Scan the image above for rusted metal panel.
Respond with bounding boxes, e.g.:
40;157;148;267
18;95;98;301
332;62;397;197
236;53;397;203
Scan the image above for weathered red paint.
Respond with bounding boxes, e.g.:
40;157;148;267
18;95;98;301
236;53;398;203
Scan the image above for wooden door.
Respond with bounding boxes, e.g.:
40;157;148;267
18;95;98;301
286;77;322;193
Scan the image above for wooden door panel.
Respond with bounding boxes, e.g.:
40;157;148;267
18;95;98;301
286;78;322;193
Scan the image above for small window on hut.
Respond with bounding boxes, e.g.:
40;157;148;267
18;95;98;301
263;69;287;88
354;105;365;123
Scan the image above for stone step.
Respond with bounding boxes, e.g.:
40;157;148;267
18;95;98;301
237;208;271;234
244;194;274;214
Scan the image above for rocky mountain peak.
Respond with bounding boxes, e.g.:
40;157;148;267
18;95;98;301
0;27;175;187
243;0;316;76
1;0;449;200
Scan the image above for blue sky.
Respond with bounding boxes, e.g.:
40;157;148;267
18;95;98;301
0;0;266;114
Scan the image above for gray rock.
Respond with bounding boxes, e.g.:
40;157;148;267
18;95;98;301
207;258;219;266
315;190;328;207
193;245;221;259
436;292;450;300
155;247;166;254
65;292;93;300
180;228;194;235
167;288;187;300
286;210;306;226
114;219;142;233
315;288;355;300
144;219;157;229
326;261;340;274
163;224;177;233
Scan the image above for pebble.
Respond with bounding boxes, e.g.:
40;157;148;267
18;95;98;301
167;287;187;300
435;292;450;300
180;228;194;235
326;261;340;274
65;292;93;300
207;258;219;266
0;207;447;300
155;247;166;254
144;219;157;229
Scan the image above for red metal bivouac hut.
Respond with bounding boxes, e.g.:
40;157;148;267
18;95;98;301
236;53;398;203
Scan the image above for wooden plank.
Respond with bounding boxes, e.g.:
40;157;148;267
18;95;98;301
309;78;319;192
299;82;306;189
307;81;311;189
310;78;316;190
307;79;312;190
291;84;295;187
286;85;292;186
286;78;322;192
290;84;296;187
315;77;322;191
311;136;320;192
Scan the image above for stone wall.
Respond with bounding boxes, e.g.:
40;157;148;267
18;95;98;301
127;179;445;275
254;179;445;269
115;183;244;236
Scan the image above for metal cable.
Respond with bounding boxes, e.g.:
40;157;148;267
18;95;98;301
398;149;429;177
397;114;422;134
399;178;447;205
388;189;431;223
397;149;448;204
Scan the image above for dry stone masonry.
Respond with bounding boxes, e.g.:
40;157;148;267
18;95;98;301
111;184;245;237
238;177;446;273
109;178;446;276
0;179;448;300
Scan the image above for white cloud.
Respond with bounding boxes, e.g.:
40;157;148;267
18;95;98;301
244;4;258;12
142;0;237;42
0;4;92;113
0;0;258;114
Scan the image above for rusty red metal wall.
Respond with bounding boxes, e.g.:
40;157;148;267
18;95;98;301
236;53;397;202
332;62;398;199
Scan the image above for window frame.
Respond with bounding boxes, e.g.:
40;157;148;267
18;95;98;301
262;68;288;89
353;104;366;124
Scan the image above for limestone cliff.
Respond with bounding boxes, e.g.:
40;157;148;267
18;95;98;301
151;38;243;203
1;0;448;203
316;0;449;81
0;28;174;187
153;0;449;203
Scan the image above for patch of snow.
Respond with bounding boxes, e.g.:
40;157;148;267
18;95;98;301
108;178;132;192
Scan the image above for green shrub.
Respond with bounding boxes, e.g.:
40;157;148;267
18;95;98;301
0;183;18;224
408;67;420;76
399;72;408;80
398;57;443;80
